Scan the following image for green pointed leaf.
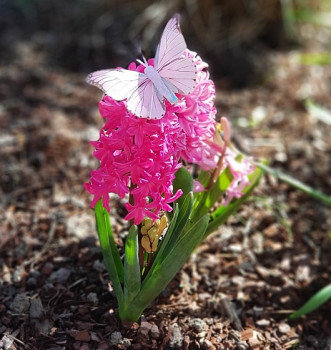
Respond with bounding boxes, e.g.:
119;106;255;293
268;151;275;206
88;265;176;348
206;164;264;236
192;166;233;222
255;161;331;206
120;214;209;321
173;167;194;208
151;203;179;266
290;284;331;319
153;193;193;268
193;170;211;212
95;200;123;303
124;225;141;303
196;169;211;187
173;192;194;240
206;166;233;207
154;214;209;279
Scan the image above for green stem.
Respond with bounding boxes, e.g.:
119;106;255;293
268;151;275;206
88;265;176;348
94;201;124;304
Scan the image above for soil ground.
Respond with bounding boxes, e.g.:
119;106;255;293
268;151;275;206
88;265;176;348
1;16;331;350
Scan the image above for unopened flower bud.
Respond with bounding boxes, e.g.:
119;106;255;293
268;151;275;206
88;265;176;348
147;227;158;242
141;226;148;235
143;218;153;230
152;238;159;253
156;216;168;236
141;235;152;254
221;117;231;144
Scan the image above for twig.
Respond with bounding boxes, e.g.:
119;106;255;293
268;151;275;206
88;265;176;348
68;278;87;289
7;336;29;348
219;293;243;331
24;217;57;268
9;184;52;199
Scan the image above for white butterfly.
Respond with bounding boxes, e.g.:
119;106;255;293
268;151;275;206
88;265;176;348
86;16;197;119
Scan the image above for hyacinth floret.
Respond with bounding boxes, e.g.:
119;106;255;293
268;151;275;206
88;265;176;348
85;50;254;224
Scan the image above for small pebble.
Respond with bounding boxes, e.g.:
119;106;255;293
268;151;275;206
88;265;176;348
10;293;30;313
29;297;44;319
306;335;319;347
87;292;98;305
122;338;131;347
79;344;90;350
197;331;207;338
189;319;207;333
150;324;160;338
93;260;105;272
66;213;94;240
13;266;24;283
0;335;14;350
29;269;40;278
49;267;71;283
110;331;122;346
139;320;152;336
228;244;243;253
42;262;54;275
42;282;54;292
201;338;215;350
26;277;37;288
236;341;249;350
205;318;214;326
168;323;183;348
256;319;270;327
278;323;291;334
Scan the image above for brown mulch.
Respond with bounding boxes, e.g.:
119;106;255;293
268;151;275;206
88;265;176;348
1;29;331;350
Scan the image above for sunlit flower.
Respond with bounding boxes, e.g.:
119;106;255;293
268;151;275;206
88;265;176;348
85;50;253;224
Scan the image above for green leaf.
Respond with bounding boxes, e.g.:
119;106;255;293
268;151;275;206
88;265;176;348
206;164;264;236
299;53;331;66
151;203;179;266
173;167;194;208
193;170;213;214
192;166;233;222
290;284;331;319
153;193;193;268
207;166;233;206
305;99;331;126
174;192;194;239
120;214;209;321
154;214;209;280
196;169;211;187
255;161;331;206
124;225;141;303
94;200;124;303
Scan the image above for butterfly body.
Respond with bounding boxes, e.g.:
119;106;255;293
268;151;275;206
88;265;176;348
86;16;197;119
143;65;178;105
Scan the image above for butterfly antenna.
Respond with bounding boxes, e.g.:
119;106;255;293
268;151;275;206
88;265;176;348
136;58;146;67
136;52;148;67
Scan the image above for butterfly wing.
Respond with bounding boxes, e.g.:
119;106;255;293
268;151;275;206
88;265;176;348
155;16;197;95
86;16;195;119
155;16;186;72
159;56;197;95
126;80;165;119
86;69;148;101
86;69;165;119
86;68;164;119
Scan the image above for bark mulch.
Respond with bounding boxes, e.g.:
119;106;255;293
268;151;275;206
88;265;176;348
1;34;331;349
